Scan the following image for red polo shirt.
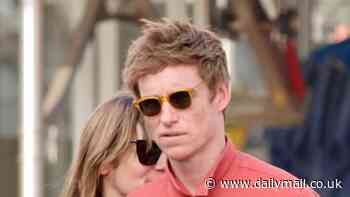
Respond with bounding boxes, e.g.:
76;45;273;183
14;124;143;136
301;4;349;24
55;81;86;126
128;140;319;197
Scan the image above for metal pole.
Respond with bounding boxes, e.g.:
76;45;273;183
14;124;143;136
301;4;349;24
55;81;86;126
20;0;43;197
297;0;313;58
193;0;209;27
166;0;188;21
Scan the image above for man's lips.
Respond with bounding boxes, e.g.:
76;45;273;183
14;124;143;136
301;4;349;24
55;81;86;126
158;132;187;147
159;131;187;138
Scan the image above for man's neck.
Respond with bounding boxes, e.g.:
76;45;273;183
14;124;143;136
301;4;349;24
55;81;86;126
169;134;226;194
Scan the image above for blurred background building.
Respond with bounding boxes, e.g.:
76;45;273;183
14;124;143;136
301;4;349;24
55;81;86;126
0;0;349;196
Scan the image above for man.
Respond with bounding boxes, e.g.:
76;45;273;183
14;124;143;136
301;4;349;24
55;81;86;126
123;19;318;196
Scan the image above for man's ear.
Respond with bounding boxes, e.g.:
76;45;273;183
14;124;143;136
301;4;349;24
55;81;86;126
99;162;113;176
212;81;231;112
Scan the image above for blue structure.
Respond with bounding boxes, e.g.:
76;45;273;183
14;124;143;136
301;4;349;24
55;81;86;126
266;38;350;197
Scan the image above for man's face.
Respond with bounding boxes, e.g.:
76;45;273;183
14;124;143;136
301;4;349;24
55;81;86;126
137;65;229;161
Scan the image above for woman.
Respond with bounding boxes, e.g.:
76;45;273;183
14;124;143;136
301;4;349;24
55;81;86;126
60;91;165;197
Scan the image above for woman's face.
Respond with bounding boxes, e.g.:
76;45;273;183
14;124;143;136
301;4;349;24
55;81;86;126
101;124;166;197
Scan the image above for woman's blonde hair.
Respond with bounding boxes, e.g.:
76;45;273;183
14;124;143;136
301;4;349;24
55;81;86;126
60;91;139;197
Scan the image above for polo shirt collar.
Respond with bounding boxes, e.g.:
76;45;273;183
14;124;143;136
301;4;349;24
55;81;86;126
165;137;237;196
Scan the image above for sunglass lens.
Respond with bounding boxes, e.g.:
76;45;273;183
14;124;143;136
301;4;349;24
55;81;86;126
136;140;161;166
139;98;161;116
169;91;191;109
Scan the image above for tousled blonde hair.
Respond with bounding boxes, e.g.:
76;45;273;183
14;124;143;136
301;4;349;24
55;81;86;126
123;19;230;98
60;91;139;197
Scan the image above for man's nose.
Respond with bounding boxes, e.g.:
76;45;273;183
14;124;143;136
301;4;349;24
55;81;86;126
159;102;178;127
